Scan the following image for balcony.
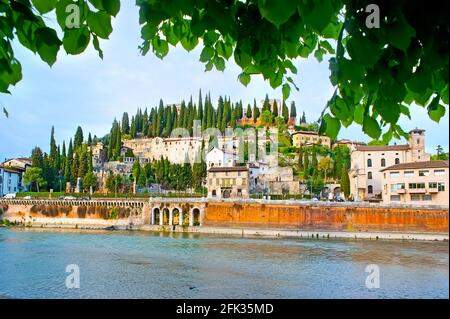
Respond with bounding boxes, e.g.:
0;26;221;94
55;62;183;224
427;188;438;193
395;189;406;194
408;188;426;194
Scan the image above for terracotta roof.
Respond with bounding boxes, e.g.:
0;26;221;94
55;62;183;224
208;166;248;173
380;160;449;172
292;130;321;136
354;144;410;151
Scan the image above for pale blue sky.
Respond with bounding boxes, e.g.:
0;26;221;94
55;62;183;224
0;2;448;160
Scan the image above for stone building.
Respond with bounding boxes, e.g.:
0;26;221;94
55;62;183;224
349;128;430;201
206;147;237;168
380;160;448;206
292;131;332;148
207;166;249;198
249;163;299;195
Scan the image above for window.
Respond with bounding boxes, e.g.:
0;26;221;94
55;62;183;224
434;169;445;176
417;138;420;144
410;194;421;201
390;195;401;201
404;171;414;177
438;183;445;192
212;190;217;197
368;185;373;194
419;170;429;177
381;158;386;167
409;183;425;189
422;195;432;201
395;158;400;164
391;183;405;192
367;159;372;167
368;172;372;179
389;171;400;178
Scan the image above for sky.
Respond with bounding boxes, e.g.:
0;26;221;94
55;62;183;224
0;2;448;161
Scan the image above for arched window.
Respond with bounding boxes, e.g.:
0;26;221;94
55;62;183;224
368;172;372;179
381;158;386;167
367;159;372;167
212;190;217;197
395;158;400;164
368;185;373;194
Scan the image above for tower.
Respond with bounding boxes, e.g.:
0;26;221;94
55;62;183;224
408;128;427;162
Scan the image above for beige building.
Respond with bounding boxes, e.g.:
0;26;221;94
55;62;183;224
350;129;430;201
292;131;332;148
248;163;299;195
207;166;249;198
381;160;448;206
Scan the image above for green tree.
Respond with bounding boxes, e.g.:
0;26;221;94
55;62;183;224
318;157;334;182
246;103;252;119
340;167;351;199
74;126;84;149
23;167;47;192
272;100;278;118
282;101;289;121
82;172;98;192
261;110;273;126
31;147;44;169
121;112;130;134
252;99;260;123
290;101;297;118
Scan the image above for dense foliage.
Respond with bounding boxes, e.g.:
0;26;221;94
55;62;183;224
1;1;448;141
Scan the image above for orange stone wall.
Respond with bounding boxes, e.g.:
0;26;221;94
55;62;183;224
204;203;449;233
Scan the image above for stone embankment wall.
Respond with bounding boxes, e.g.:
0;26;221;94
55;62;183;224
203;202;449;233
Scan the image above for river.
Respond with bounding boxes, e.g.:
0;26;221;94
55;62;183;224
0;228;448;299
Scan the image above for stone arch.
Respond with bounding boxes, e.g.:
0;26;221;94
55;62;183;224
162;207;170;225
172;207;181;225
190;207;201;226
152;207;160;225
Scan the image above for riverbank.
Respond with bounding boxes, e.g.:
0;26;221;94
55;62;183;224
4;218;448;241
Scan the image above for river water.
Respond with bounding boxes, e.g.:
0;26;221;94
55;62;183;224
0;228;448;299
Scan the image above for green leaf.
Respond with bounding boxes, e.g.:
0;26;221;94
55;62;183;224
427;95;446;122
354;104;365;125
35;27;62;66
200;46;214;62
258;0;297;27
363;115;381;139
151;37;169;59
32;0;58;14
87;10;112;39
320;114;341;140
56;0;77;30
101;0;120;17
63;27;91;55
238;73;251;86
92;35;103;59
180;33;198;51
214;56;225;71
282;83;290;100
298;0;335;34
331;97;351;121
387;15;416;52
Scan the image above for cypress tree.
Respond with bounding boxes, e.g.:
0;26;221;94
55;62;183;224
49;126;57;168
198;89;203;121
87;132;92;146
74;126;83;149
341;167;350;199
263;94;270;112
31;147;44;169
290;101;297;118
252;99;259;123
301;111;306;124
282;101;289;122
272;100;278;118
121;112;130;134
246;104;252;118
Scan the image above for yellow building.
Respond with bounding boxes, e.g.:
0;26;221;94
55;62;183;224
292;131;331;148
207;166;249;198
